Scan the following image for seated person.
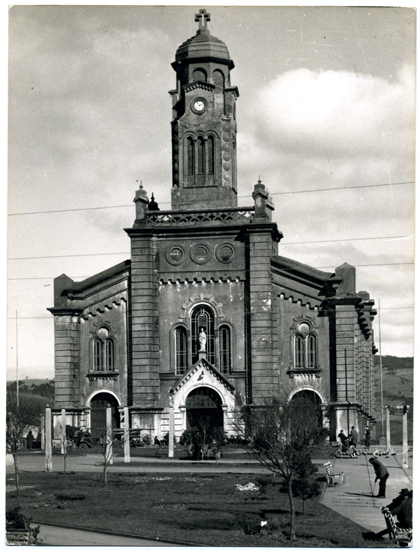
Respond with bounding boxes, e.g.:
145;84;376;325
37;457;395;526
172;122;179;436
369;489;413;540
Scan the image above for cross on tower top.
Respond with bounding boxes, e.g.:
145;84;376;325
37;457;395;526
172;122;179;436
195;9;211;31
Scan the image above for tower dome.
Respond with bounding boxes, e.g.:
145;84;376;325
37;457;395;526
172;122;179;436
175;29;233;67
174;9;234;69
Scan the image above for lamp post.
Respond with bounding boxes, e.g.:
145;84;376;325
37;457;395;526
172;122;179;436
168;389;174;458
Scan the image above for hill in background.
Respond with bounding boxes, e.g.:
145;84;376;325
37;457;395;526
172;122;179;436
373;355;413;445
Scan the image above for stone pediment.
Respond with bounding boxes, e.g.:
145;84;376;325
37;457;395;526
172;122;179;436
172;357;235;395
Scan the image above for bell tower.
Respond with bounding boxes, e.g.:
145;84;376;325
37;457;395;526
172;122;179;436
169;10;239;210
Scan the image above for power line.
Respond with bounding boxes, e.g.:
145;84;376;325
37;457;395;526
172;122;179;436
9;252;130;261
6;230;416;262
7;180;415;217
315;262;413;268
268;181;414;196
282;235;413;245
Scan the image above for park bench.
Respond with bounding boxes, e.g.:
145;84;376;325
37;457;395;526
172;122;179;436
381;507;412;547
324;461;345;486
6;529;31;545
333;442;359;458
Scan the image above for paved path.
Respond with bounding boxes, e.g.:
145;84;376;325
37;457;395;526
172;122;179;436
30;524;183;546
321;451;413;534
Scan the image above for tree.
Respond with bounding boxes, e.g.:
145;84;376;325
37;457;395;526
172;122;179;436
236;393;326;541
289;453;320;515
6;388;43;495
101;417;114;483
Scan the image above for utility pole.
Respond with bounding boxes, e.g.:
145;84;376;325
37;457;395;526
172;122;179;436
378;299;384;437
16;310;19;409
396;405;410;468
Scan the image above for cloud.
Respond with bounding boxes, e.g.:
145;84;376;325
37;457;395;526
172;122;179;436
250;65;414;153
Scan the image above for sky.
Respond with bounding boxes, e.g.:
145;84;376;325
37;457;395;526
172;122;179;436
7;5;416;381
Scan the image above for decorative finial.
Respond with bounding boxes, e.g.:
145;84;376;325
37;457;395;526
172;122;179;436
136;179;143;189
195;9;211;32
258;175;262;184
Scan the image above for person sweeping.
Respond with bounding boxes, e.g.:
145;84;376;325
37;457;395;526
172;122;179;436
369;457;389;499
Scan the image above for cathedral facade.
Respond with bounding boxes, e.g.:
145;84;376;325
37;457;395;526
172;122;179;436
48;11;378;442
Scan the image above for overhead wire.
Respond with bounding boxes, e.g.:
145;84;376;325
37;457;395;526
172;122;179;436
7;180;415;217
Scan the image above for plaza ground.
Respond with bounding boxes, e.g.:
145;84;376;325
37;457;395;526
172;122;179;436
6;445;413;546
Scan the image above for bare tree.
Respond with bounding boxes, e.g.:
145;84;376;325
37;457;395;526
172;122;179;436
101;415;114;483
235;393;327;541
6;388;43;495
197;415;211;450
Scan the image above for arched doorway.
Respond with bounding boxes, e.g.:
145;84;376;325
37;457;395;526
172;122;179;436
290;390;323;428
90;393;120;439
186;387;223;438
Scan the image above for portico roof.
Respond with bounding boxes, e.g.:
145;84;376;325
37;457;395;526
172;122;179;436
171;357;235;395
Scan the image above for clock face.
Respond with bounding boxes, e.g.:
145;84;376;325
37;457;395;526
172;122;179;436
194;100;205;111
192;98;207;114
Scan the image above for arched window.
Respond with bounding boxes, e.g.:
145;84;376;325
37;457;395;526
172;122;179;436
197;137;204;175
294;322;317;369
294;335;305;369
207;136;214;174
187;137;194;176
193;68;207;82
213;69;224;92
307;334;317;368
219;325;231;374
105;339;114;371
175;326;188;375
93;339;103;371
191;305;215;364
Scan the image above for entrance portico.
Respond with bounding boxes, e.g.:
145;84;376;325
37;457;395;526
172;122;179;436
170;358;237;438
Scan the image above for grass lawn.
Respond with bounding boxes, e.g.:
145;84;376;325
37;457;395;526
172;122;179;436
6;469;393;547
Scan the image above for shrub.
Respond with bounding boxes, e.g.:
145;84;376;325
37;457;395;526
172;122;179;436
6;505;41;544
56;494;86;501
179;430;193;446
241;516;262;535
6;505;29;529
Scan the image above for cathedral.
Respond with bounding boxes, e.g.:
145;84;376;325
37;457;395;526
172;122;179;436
48;10;378;442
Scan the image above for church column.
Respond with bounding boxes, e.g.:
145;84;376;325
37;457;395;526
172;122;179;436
129;231;160;407
127;186;160;408
335;301;358;431
48;310;82;408
246;182;280;404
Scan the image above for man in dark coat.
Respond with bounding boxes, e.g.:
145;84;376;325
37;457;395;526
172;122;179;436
26;430;34;450
369;457;389;498
350;426;359;447
368;489;413;540
391;490;413;528
192;429;202;461
365;427;371;449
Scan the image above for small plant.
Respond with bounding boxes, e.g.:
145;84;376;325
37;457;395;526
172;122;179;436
179;430;193;446
241;515;262;535
210;427;226;451
56;494;86;501
6;505;40;544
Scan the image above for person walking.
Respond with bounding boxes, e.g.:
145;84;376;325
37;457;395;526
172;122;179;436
192;428;202;461
365;427;371;450
369;457;389;498
26;430;34;450
350;426;359;447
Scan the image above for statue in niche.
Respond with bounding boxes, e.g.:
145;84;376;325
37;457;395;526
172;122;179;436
199;328;207;351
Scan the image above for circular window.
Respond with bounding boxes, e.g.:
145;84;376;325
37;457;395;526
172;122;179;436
297;322;311;335
166;245;186;265
216;242;236;263
190;243;211;265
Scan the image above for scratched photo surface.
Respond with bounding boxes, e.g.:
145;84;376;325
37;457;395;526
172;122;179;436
8;6;414;378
